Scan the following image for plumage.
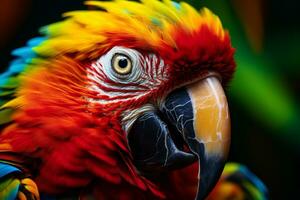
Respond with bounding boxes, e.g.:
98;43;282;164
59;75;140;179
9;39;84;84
0;178;20;200
207;163;268;200
0;0;237;199
0;163;31;200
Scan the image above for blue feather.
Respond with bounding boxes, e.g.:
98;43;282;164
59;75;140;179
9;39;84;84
172;1;181;10
27;37;46;47
239;165;268;195
0;163;21;179
0;36;46;88
8;63;25;75
0;74;10;86
11;47;36;59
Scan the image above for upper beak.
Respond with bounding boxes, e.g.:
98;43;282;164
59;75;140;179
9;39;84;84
128;75;230;199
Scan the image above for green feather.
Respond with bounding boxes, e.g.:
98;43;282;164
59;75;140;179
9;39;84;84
0;177;20;200
0;91;14;97
0;109;14;125
0;77;20;89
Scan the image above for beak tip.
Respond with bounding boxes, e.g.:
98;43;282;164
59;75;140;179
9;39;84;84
197;154;226;199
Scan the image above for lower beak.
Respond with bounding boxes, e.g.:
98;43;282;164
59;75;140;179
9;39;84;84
128;76;230;199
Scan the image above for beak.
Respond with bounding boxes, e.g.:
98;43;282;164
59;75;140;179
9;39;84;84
128;75;230;199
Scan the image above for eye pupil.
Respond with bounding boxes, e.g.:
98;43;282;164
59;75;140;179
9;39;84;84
118;58;128;68
112;53;132;75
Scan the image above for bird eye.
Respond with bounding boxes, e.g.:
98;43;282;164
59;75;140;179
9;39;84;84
112;54;132;75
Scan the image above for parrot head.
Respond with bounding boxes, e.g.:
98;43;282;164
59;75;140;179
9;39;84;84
0;0;235;199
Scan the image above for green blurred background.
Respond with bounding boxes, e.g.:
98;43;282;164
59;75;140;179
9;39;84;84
0;0;299;199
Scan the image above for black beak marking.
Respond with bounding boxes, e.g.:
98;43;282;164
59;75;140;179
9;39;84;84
128;86;227;200
128;111;196;173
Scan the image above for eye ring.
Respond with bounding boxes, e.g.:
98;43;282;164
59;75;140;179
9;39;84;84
111;53;132;75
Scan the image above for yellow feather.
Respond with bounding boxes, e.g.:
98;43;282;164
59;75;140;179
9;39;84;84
31;0;226;60
1;97;24;109
22;179;39;200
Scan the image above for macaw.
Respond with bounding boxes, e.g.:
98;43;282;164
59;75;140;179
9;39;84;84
0;0;236;199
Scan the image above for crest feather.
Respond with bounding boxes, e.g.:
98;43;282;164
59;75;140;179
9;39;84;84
34;0;226;59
